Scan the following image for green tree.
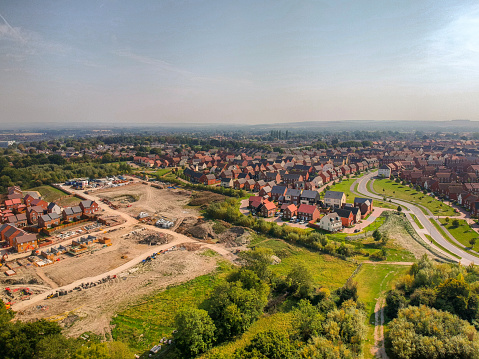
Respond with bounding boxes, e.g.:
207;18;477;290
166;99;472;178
397;205;402;213
235;330;293;359
239;247;274;280
372;229;382;242
292;299;324;341
174;308;216;358
470;238;477;248
452;219;460;227
286;264;315;298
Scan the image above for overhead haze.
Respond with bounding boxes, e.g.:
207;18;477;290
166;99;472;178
1;1;479;126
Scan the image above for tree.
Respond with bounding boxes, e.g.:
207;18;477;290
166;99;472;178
239;247;274;280
452;219;460;227
470;238;477;248
337;280;358;305
174;308;216;358
235;330;294;359
286;264;315;298
385;290;408;318
397;205;402;213
387;306;479;359
372;229;382;242
292;299;324;341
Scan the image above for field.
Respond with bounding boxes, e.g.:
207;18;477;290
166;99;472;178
327;177;360;203
355;263;410;356
111;261;230;354
27;184;83;207
256;239;357;290
438;218;479;251
373;179;457;216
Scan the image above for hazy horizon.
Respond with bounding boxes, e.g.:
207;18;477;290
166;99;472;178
1;1;479;126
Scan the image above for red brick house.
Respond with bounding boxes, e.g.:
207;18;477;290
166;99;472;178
27;206;44;225
336;208;355;227
248;196;264;208
297;204;320;222
200;174;217;186
13;233;38;253
62;206;82;221
38;213;62;228
0;224;21;246
80;200;99;215
260;201;277;217
283;204;298;220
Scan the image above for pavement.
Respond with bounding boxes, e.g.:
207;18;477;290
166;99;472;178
355;172;479;265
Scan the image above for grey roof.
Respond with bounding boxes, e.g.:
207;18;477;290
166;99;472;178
41;213;61;222
64;206;82;215
14;234;37;244
81;200;94;208
285;188;302;197
324;191;345;200
300;190;320;199
354;197;373;204
271;185;287;194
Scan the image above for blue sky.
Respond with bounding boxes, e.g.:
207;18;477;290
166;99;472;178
1;1;479;126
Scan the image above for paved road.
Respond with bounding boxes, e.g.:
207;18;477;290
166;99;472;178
356;172;479;265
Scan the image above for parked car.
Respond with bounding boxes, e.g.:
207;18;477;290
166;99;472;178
354;229;360;233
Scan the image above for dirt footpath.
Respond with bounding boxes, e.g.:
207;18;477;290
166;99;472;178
17;250;218;338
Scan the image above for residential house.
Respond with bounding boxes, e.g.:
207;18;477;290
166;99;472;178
297;204;321;222
62;206;82;221
284;188;302;205
220;177;233;188
323;191;346;208
259;186;272;198
38;213;62;228
354;197;374;217
378;164;392;178
27;206;44;225
335;208;355;227
270;186;287;202
13;233;38;253
80;200;99;215
260;201;277;218
300;190;321;205
319;213;342;232
283;204;298;220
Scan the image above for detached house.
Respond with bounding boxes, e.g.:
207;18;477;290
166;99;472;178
284;188;302;205
80;200;99;215
300;190;320;205
319;213;342;232
354;198;374;218
271;186;287;202
283;204;298;220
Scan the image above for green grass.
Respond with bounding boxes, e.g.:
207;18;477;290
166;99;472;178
328;217;386;240
373;179;456;216
200;312;294;358
438;218;479;252
255;239;356;290
424;234;461;260
28;185;69;202
111;262;231;353
156;168;172;177
429;219;479;259
355;263;410;356
327;177;361;203
410;213;424;229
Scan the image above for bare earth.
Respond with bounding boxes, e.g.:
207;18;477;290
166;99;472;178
17;250;218;337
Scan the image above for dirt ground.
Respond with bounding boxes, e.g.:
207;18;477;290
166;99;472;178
16;249;218;338
94;184;197;223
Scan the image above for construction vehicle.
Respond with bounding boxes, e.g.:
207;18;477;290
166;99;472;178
0;253;8;267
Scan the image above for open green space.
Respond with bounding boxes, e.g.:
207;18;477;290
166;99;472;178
355;263;410;355
438;218;479;252
155;168;173;177
111;262;231;353
256;239;356;290
424;234;461;260
373;179;456;216
429;219;479;259
410;213;424;229
28;185;69;202
327;177;361;203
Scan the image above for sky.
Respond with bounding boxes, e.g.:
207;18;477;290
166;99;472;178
1;1;479;127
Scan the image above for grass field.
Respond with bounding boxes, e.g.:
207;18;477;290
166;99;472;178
256;239;356;290
438;218;479;252
429;219;479;259
111;262;231;353
410;213;424;229
155;168;172;177
200;312;294;358
373;179;456;216
327;177;361;203
28;185;70;202
355;263;410;356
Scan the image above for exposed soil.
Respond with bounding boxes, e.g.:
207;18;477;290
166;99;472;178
188;191;226;207
16;250;218;338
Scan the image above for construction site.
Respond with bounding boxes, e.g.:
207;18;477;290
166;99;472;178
1;181;244;343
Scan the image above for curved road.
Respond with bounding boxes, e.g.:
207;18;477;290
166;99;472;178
356;172;479;265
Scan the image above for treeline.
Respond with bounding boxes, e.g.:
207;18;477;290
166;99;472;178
205;199;364;259
159;176;248;198
0;161;131;193
0;301;132;358
385;255;479;358
173;247;368;358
